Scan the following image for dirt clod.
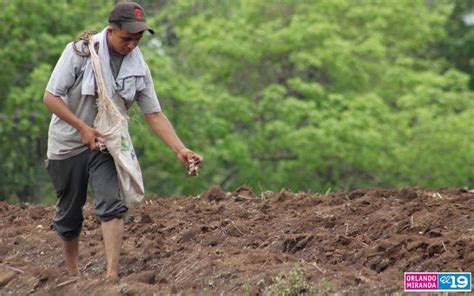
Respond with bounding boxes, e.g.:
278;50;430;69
234;186;257;199
0;270;17;287
397;188;418;201
140;213;153;224
202;185;226;202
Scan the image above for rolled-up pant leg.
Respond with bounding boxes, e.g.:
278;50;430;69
47;150;128;240
88;152;128;221
47;151;89;241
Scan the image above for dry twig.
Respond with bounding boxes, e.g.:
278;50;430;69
231;221;244;236
0;264;24;274
175;261;198;282
56;278;77;288
311;262;326;274
441;241;448;252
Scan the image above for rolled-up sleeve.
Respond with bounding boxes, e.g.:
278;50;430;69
46;42;83;97
135;64;162;114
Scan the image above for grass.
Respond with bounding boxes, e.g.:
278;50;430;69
262;267;314;296
241;265;339;296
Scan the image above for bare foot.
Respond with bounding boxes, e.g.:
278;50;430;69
104;274;120;284
67;269;80;277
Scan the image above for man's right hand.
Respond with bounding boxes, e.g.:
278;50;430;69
44;91;104;151
79;125;102;150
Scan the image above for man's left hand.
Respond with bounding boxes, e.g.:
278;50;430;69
177;148;203;176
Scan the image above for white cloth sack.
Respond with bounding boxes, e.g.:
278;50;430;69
87;38;145;209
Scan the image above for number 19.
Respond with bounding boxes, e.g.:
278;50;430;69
450;275;468;289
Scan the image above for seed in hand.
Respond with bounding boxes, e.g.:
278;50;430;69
97;137;107;152
187;158;199;176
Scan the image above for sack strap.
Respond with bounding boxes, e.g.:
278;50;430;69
87;31;125;122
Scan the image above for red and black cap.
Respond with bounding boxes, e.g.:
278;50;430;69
108;2;154;34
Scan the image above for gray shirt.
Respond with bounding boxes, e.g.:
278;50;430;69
109;48;124;79
46;41;161;160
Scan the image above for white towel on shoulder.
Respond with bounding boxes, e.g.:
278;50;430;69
81;28;147;102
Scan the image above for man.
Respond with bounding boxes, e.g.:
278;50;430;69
43;2;202;281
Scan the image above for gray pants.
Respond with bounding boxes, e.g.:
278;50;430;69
46;150;128;240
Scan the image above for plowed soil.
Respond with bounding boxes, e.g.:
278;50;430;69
1;187;473;295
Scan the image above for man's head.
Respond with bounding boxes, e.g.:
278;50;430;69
107;2;154;55
109;2;154;35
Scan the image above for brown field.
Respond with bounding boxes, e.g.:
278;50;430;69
1;187;473;295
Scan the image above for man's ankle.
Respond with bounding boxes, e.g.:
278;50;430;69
105;273;119;283
67;269;80;276
62;236;80;276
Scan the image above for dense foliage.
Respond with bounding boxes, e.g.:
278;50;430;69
0;0;473;203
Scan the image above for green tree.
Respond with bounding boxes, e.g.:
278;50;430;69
133;0;473;195
441;0;474;88
1;0;473;202
0;0;113;202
